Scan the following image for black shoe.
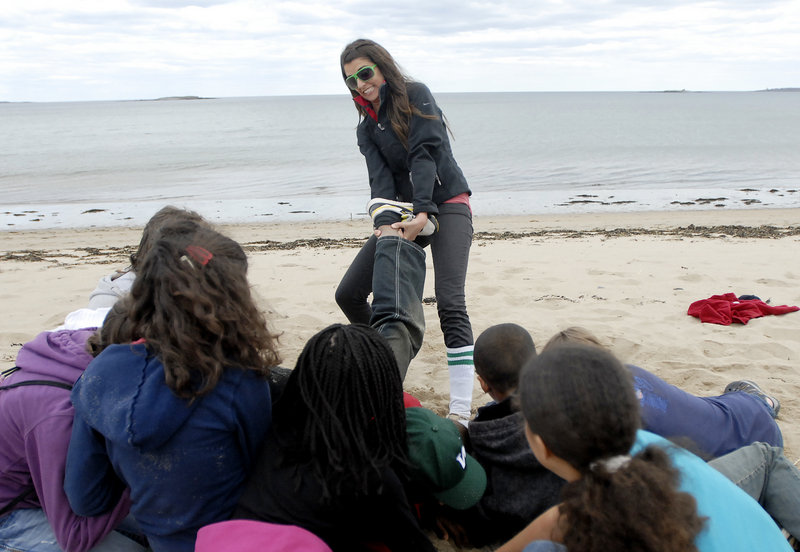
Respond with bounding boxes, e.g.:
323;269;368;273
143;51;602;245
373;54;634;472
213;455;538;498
724;380;780;418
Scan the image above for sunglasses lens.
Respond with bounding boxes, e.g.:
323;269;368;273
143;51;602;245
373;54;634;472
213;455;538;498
357;66;375;81
345;66;376;90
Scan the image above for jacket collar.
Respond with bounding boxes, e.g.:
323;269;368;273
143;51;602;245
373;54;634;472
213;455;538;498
353;94;377;121
352;82;388;122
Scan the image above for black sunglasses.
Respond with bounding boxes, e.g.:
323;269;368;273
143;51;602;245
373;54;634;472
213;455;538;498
344;64;378;90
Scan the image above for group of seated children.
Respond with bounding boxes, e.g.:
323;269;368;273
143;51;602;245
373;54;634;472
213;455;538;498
0;206;797;552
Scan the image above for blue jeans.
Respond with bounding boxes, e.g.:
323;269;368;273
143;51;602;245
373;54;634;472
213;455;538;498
336;203;474;350
710;442;800;538
523;541;567;552
370;236;426;379
0;509;147;552
629;365;782;458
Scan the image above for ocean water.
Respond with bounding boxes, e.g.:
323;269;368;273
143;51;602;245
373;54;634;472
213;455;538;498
2;91;799;230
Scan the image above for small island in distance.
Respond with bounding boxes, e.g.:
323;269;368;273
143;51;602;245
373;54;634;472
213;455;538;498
146;96;215;101
644;87;799;93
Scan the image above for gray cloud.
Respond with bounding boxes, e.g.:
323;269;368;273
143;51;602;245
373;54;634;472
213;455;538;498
130;0;235;7
1;0;797;101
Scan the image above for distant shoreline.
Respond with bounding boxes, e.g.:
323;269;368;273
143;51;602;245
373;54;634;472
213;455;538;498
2;89;799;104
143;96;215;101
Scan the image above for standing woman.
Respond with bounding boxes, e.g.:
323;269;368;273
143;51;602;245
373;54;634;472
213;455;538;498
336;38;475;421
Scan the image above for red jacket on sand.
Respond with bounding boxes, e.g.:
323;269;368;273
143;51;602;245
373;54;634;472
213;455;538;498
688;293;799;325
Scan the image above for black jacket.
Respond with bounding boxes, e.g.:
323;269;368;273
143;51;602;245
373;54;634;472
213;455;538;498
356;82;471;227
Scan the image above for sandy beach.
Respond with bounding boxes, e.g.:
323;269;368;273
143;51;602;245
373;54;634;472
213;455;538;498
2;207;800;548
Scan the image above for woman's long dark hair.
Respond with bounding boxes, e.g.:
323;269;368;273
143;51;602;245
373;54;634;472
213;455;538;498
106;220;281;399
273;323;408;501
519;344;705;551
340;38;439;147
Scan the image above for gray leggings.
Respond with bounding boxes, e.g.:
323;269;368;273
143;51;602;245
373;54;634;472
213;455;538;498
335;202;474;349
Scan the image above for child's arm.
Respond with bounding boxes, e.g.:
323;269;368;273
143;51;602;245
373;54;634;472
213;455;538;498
64;413;126;517
495;505;563;552
27;411;131;552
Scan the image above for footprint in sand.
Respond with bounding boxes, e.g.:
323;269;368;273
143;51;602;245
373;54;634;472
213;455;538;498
476;285;499;297
677;273;705;283
755;277;794;288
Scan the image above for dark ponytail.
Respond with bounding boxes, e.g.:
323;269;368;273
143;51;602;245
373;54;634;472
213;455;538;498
519;344;705;551
560;446;703;551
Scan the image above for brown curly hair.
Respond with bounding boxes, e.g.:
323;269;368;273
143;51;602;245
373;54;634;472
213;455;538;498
118;220;280;399
519;344;705;551
129;205;210;270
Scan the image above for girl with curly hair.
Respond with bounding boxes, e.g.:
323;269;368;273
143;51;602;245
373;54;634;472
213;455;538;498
498;343;791;552
65;220;281;552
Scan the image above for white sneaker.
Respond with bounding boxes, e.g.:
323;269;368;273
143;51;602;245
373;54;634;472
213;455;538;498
366;198;439;236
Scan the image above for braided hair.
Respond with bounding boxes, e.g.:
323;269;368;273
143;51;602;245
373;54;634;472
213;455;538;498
519;344;705;551
273;323;408;501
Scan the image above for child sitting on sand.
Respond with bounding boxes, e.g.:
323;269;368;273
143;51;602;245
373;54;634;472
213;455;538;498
498;343;791;552
462;323;565;544
544;326;782;458
65;220;281;552
86;205;209;309
0;319;146;552
463;323;797;546
235;323;437;552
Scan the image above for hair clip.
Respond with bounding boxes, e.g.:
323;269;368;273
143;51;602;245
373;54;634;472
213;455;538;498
179;255;196;270
186;245;213;266
590;454;631;474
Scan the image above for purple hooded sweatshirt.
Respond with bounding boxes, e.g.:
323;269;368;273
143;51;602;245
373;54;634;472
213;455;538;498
0;329;131;552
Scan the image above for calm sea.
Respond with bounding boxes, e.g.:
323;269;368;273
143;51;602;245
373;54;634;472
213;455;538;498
2;91;799;230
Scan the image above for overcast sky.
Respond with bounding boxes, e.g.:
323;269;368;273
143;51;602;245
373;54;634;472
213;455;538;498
3;0;798;102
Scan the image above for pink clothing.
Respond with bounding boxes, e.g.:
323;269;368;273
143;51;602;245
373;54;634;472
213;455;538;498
195;520;332;552
443;192;472;212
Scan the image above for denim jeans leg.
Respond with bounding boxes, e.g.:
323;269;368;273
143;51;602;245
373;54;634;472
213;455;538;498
710;442;800;538
335;235;377;325
370;236;426;380
523;541;568;552
0;509;148;552
0;508;61;552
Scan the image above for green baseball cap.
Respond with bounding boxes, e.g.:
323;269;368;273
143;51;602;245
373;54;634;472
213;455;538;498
405;407;487;510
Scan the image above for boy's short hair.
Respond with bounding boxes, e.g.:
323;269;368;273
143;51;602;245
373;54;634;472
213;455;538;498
474;323;536;394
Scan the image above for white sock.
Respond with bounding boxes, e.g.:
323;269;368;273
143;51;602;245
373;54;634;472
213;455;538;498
447;345;475;420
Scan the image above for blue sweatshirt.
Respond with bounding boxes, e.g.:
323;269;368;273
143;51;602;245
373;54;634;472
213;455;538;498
65;343;272;552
